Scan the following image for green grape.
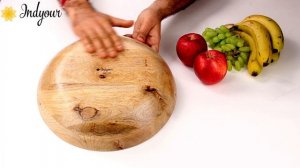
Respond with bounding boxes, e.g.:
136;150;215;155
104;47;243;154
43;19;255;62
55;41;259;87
225;36;236;44
214;46;223;52
225;32;233;37
227;60;232;71
206;31;218;38
240;52;249;57
237;38;245;44
240;52;249;63
234;61;241;71
220;40;226;46
236;41;244;47
215;28;222;34
212;36;220;43
221;45;231;52
236;39;245;47
238;56;245;67
218;33;226;40
202;32;210;41
230;37;238;45
231;59;236;67
203;35;210;41
240;62;245;68
209;44;216;49
205;28;215;32
226;44;235;50
220;25;230;33
227;55;234;61
239;46;251;52
225;38;232;44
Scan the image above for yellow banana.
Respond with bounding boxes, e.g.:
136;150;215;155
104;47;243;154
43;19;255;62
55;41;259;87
271;52;280;63
234;31;262;76
243;15;284;62
236;20;272;67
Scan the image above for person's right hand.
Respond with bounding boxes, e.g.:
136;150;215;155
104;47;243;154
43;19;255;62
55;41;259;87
132;8;162;52
69;7;133;58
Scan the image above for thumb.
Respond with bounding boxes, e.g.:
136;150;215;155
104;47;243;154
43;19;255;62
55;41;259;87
132;22;152;43
110;16;134;28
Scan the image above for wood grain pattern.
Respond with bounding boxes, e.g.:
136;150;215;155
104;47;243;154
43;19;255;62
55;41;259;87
37;37;176;151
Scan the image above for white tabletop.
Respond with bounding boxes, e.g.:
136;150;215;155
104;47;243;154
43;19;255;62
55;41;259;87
1;0;300;168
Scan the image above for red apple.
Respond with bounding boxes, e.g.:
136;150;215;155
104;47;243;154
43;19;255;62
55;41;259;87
176;33;207;67
194;50;227;85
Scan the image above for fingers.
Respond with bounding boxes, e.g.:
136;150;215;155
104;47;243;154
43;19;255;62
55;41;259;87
99;20;124;52
133;19;161;52
80;33;95;53
93;23;117;57
132;17;153;43
76;23;109;58
132;20;152;43
146;26;160;52
132;9;162;52
110;16;134;28
73;12;133;58
150;43;159;52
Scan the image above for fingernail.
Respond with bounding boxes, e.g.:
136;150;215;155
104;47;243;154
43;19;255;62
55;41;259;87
98;51;107;58
152;46;159;52
86;45;95;53
137;35;145;42
109;51;117;57
124;34;133;38
116;45;124;51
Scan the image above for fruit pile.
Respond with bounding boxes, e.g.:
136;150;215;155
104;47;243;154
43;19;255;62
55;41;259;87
176;14;284;85
205;15;284;76
202;26;251;71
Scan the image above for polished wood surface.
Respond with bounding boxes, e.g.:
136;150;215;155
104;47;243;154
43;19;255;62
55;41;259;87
38;37;176;151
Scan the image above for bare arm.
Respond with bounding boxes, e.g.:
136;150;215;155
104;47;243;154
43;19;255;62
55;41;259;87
133;0;195;51
150;0;196;19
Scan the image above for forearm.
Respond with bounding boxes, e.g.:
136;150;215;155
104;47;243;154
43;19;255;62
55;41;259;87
58;0;93;21
149;0;196;20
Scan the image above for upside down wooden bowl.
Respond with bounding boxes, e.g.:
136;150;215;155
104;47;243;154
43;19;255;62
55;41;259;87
37;37;176;151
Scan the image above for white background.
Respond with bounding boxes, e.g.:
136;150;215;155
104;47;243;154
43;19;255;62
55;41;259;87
1;0;300;168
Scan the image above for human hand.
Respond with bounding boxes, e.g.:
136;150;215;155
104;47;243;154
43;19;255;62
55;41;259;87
68;6;133;58
132;8;163;52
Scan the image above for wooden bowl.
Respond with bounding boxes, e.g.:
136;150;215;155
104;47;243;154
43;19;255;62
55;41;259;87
37;37;176;151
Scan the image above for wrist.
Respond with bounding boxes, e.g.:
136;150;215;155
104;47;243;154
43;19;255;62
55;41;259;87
149;0;172;19
63;0;94;20
149;0;195;19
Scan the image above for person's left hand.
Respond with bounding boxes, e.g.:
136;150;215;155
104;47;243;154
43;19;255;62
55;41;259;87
132;8;163;52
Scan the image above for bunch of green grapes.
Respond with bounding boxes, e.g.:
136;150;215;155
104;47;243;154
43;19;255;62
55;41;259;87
202;25;251;71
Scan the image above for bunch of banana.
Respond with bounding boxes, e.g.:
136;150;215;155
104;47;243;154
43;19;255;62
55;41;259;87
233;15;284;76
234;31;262;76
